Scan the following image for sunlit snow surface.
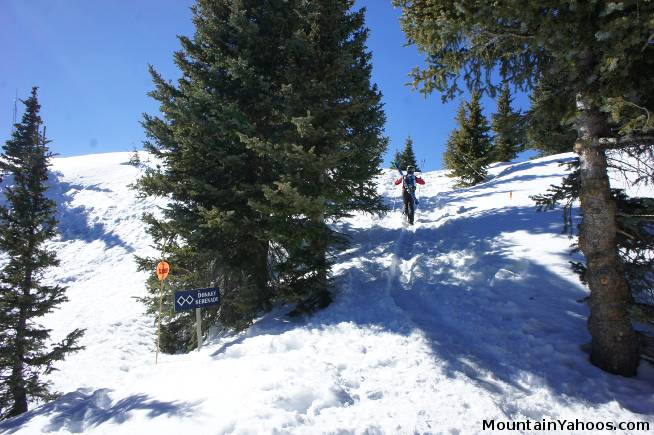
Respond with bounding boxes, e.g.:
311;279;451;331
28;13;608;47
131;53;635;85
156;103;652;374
2;152;653;434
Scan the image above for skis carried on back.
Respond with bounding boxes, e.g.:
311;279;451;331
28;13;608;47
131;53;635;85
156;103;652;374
394;163;419;225
394;163;419;207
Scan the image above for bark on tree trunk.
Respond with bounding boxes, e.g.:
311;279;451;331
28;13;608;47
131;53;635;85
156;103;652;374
9;305;28;417
576;101;640;376
312;237;331;309
254;241;272;310
9;262;36;416
299;210;331;312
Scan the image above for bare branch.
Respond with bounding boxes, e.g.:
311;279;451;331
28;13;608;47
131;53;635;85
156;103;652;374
481;29;536;42
608;155;654;178
643;33;654;52
618;213;654;218
599;136;654;149
617;228;636;240
623;100;651;127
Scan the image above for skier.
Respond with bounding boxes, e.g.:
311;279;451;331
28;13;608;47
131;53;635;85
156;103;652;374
394;165;425;225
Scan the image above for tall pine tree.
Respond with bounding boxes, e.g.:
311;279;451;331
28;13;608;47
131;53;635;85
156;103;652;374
443;92;493;186
136;0;387;350
0;88;83;419
395;0;654;376
491;83;523;162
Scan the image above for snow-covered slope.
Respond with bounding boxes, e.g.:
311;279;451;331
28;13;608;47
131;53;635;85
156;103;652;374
2;152;654;434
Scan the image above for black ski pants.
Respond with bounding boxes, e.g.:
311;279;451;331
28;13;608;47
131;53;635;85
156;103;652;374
402;188;415;224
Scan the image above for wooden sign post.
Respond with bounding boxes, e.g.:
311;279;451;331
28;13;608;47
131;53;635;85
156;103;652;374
155;261;170;364
196;308;203;351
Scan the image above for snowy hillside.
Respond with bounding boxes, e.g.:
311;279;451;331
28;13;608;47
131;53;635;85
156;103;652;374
2;152;654;434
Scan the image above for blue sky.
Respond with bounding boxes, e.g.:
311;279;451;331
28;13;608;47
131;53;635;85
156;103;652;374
1;0;531;171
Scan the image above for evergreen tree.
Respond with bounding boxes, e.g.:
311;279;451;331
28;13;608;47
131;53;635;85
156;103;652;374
392;136;420;171
0;88;84;419
491;83;523;162
525;78;577;156
136;0;387;350
443;92;492;186
389;149;402;169
128;147;142;168
394;0;654;376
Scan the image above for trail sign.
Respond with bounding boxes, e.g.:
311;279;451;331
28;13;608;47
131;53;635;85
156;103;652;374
156;261;170;281
174;287;220;313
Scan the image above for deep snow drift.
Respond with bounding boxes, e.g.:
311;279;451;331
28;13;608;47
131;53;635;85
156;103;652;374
1;152;653;434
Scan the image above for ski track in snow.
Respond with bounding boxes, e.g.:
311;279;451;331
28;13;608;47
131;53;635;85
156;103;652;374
1;152;654;434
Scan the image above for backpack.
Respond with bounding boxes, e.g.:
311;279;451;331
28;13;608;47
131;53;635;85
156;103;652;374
403;174;417;193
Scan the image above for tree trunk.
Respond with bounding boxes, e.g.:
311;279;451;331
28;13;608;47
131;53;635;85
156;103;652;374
9;266;35;417
311;236;331;309
576;101;640;376
253;241;272;310
299;213;332;313
9;305;28;417
313;211;331;310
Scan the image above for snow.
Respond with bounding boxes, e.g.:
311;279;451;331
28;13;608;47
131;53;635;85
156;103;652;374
1;152;654;434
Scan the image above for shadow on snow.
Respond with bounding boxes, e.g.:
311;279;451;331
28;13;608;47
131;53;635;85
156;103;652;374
0;171;132;252
209;183;654;418
47;172;133;252
334;202;653;416
0;388;200;434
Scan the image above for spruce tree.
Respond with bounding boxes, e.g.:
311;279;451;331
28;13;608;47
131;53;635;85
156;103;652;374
136;0;387;349
389;150;402;169
443;92;492;186
252;0;387;314
392;136;420;171
394;0;654;376
491;83;523;162
0;88;83;419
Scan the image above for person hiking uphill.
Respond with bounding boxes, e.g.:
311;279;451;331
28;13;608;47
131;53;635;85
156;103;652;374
394;165;425;225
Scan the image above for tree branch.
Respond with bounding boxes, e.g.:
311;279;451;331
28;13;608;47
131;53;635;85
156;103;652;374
617;228;636;240
598;136;654;149
481;29;536;42
623;100;651;127
643;33;654;52
607;155;654;181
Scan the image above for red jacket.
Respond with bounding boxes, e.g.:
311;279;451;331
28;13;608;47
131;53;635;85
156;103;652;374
394;176;425;186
